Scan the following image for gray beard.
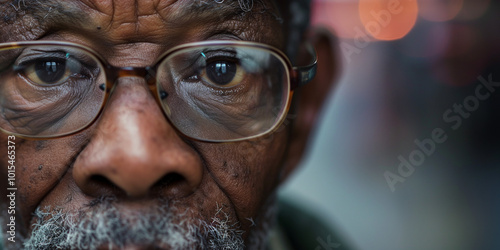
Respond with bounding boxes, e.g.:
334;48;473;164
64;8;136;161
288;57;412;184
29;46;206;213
1;196;276;250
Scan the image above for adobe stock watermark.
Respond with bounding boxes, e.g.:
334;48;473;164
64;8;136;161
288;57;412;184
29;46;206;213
385;74;500;192
6;135;17;243
340;0;412;63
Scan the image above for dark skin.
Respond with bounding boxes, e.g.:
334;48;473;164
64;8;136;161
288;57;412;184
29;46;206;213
0;0;336;248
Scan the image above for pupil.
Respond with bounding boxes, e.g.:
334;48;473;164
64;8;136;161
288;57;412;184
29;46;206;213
207;61;236;86
35;60;66;84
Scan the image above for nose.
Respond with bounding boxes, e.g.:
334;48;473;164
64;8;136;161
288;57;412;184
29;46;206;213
72;77;203;198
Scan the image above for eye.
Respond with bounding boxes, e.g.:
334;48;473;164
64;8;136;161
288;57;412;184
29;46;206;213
200;60;245;87
19;57;82;86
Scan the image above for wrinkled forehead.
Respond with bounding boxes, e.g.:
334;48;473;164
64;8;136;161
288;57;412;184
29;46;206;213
0;0;285;45
2;0;281;18
72;0;281;25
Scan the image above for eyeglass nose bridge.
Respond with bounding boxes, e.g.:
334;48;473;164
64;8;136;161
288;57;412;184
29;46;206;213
103;65;160;95
105;66;157;85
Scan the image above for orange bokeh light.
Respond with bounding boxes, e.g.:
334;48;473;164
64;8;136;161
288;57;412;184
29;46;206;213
418;0;464;22
358;0;419;41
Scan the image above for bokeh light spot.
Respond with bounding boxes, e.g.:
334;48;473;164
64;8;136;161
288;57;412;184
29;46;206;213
419;0;464;22
359;0;419;41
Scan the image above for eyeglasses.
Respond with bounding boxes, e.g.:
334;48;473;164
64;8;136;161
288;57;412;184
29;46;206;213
0;40;316;142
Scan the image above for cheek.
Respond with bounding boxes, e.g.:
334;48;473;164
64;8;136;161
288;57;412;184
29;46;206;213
196;130;289;219
0;134;88;230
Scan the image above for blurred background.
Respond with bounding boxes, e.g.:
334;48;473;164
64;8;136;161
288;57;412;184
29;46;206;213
280;0;500;249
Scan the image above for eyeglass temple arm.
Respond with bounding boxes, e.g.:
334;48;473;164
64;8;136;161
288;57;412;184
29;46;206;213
291;43;318;90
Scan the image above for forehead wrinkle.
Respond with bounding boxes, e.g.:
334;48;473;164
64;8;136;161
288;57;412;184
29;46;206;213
155;0;251;25
1;0;284;46
81;0;172;26
47;0;267;42
79;0;246;25
156;0;280;35
93;0;281;45
0;0;279;29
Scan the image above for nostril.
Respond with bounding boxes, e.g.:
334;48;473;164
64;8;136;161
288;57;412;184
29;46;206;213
155;173;184;188
87;175;125;197
152;173;193;198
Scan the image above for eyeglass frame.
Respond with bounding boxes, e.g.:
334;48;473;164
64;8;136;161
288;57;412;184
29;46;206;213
0;40;317;142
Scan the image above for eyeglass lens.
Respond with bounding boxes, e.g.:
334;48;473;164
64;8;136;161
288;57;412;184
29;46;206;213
0;45;106;137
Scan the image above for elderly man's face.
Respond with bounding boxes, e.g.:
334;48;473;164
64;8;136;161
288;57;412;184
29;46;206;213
0;0;319;249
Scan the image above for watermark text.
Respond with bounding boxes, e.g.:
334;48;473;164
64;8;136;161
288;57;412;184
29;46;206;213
6;135;16;243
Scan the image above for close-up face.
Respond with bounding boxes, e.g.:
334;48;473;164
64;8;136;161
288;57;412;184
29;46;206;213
0;0;326;249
